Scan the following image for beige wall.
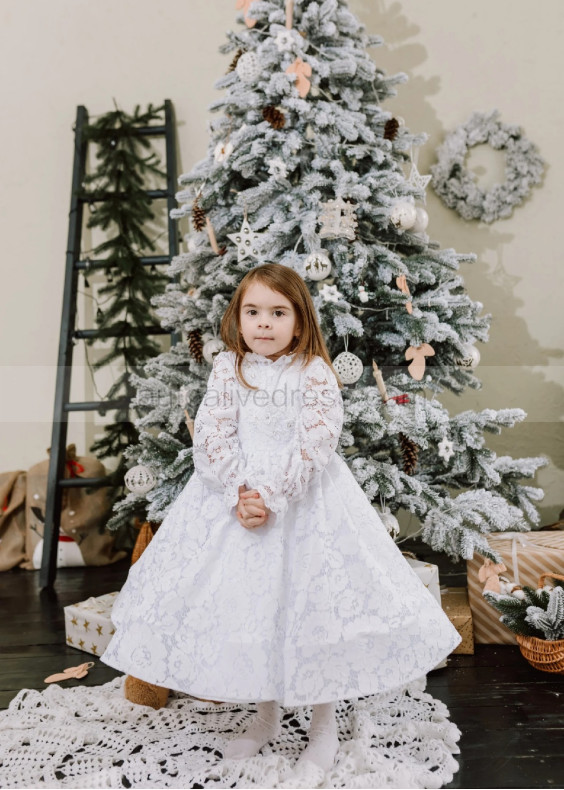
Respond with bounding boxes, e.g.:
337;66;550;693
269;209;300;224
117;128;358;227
0;0;561;522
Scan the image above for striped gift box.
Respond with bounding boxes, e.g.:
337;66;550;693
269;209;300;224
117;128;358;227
467;531;564;644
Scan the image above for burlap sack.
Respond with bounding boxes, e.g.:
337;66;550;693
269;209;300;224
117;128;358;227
21;444;127;570
467;531;564;644
0;470;27;571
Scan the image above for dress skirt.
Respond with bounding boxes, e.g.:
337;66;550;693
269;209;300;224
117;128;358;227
100;453;461;706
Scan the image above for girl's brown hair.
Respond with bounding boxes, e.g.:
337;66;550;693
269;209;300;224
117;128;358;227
219;262;344;391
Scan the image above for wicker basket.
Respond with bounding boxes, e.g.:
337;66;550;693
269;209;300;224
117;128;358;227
515;572;564;674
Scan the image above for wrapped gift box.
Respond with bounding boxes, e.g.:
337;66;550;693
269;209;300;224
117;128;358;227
467;531;564;644
441;587;474;654
405;557;441;603
64;591;120;656
404;556;447;668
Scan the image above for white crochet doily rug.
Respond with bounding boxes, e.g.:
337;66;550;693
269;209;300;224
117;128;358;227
0;675;460;789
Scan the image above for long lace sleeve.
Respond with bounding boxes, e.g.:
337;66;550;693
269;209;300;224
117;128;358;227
243;357;344;521
192;351;246;513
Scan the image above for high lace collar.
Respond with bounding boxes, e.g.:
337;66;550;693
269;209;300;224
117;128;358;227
243;351;297;365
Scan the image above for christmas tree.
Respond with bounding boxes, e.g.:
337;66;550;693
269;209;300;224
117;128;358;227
109;0;545;563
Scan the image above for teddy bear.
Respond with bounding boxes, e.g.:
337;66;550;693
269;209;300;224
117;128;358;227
124;676;224;709
124;675;170;709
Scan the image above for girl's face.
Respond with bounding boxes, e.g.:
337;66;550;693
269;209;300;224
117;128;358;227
239;281;299;361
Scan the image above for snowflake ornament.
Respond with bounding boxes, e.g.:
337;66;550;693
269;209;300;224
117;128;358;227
275;29;296;52
438;436;455;463
267;157;288;179
318;197;358;240
319;283;343;303
227;219;266;262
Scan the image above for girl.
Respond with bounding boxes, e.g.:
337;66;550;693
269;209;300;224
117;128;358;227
101;262;461;774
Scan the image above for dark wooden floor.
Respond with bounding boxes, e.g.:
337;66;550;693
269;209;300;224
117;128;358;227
1;550;562;789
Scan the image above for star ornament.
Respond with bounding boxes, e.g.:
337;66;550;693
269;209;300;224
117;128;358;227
227;219;266;262
319;283;343;303
407;163;432;201
438;435;455;463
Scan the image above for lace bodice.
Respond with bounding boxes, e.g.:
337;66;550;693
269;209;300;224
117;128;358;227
192;350;344;520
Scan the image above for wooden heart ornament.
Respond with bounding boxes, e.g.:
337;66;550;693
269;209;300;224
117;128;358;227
405;343;435;380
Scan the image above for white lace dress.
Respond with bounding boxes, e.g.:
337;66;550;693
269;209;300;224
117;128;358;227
100;350;461;706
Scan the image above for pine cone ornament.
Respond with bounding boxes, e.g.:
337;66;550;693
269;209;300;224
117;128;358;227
188;328;204;363
227;48;245;73
399;432;418;475
192;199;206;232
384;118;400;141
263;106;286;129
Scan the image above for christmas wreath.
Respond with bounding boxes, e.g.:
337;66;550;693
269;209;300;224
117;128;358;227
430;110;545;223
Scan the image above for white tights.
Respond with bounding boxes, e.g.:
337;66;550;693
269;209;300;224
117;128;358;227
223;700;339;773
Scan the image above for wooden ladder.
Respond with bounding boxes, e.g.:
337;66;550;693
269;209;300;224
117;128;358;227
40;100;179;589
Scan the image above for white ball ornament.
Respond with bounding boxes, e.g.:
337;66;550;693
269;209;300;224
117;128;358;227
377;507;400;539
411;207;429;233
390;201;417;230
304;251;331;281
332;351;363;384
125;464;157;495
203;337;226;364
236;51;262;83
455;343;481;369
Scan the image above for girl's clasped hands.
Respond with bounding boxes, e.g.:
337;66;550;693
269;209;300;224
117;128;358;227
237;485;270;529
